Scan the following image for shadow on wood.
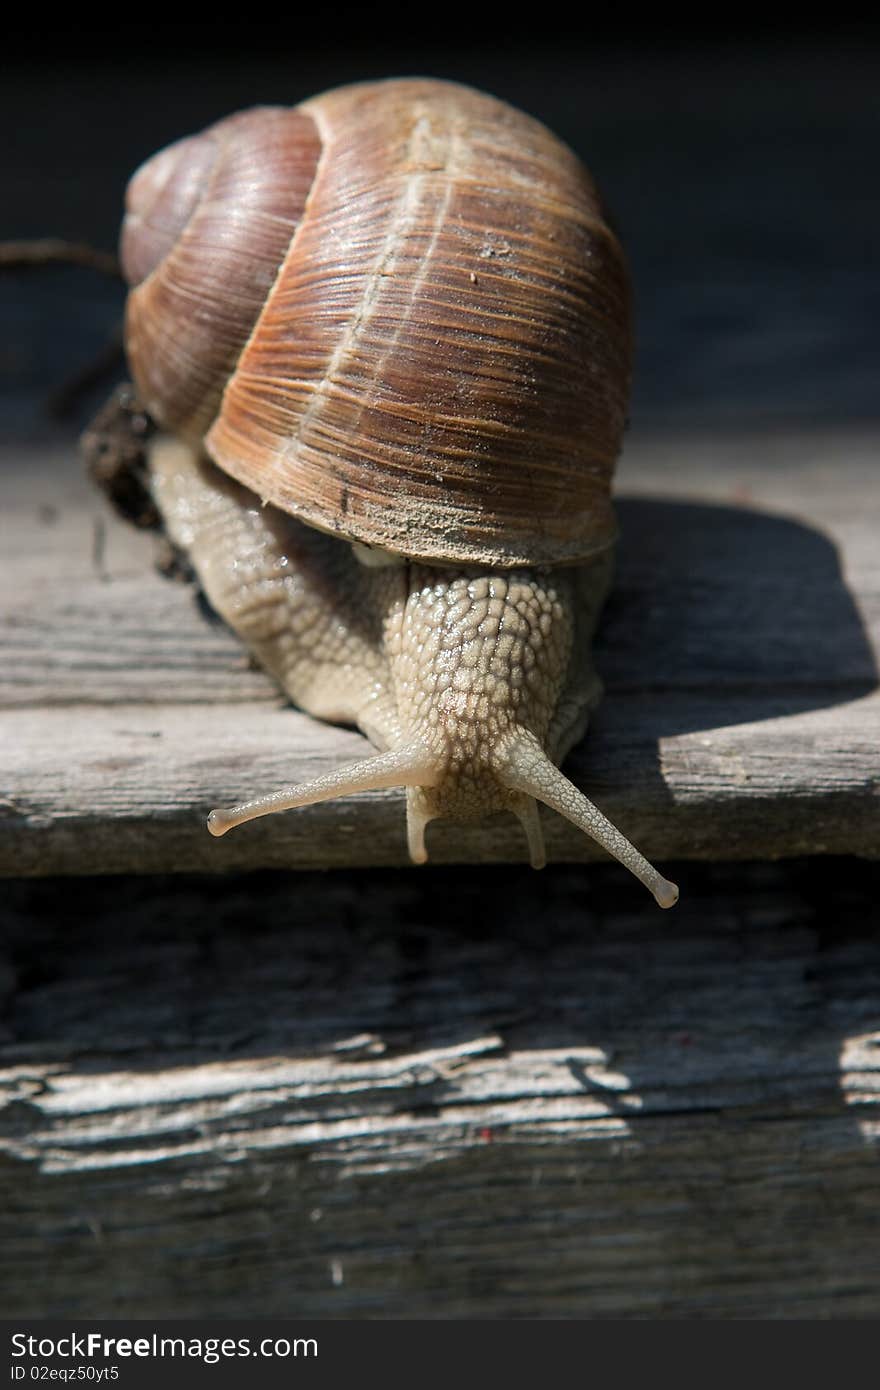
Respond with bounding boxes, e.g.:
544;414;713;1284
557;490;880;868
3;439;879;874
605;495;878;721
1;857;879;1317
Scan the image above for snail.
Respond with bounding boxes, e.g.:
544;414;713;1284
115;76;679;908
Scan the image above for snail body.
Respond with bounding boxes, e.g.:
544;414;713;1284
119;77;678;908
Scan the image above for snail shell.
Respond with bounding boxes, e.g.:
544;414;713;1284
114;79;676;908
121;77;632;567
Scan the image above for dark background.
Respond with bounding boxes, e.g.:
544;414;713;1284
2;15;879;442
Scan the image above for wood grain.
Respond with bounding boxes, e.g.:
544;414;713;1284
2;46;880;1324
1;431;877;874
2;858;879;1317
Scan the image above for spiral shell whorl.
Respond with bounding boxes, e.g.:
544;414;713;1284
121;134;218;287
121;80;632;567
121;106;321;440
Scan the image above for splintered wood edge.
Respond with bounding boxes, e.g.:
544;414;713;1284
2;863;879;1318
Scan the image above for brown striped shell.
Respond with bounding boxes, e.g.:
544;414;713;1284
121;78;632;567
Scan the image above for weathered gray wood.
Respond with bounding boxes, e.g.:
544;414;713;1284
2;44;880;1326
1;431;877;874
3;693;879;875
2;859;879;1317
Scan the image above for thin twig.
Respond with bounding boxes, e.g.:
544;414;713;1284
0;238;121;278
0;237;125;417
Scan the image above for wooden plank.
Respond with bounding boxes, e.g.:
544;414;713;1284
2;45;879;1326
2;858;879;1317
1;430;878;874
